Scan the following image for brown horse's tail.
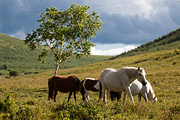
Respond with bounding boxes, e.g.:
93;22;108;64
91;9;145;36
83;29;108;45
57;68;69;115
75;76;81;92
48;78;53;100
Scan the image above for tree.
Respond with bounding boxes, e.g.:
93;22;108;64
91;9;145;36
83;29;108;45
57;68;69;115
25;4;103;75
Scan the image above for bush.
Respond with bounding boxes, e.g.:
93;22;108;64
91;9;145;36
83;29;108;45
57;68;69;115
9;71;19;78
0;94;16;119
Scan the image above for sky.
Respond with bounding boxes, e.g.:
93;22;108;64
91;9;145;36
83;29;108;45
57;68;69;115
0;0;180;55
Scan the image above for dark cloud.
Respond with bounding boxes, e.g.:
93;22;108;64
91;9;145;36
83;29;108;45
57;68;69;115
0;0;180;45
93;13;157;44
93;8;180;44
168;4;180;25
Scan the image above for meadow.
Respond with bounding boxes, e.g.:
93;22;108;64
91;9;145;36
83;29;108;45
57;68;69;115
0;49;180;119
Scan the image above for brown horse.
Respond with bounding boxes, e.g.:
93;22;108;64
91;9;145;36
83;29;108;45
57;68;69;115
48;75;80;102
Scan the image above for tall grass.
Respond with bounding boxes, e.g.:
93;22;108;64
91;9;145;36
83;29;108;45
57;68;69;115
0;49;180;119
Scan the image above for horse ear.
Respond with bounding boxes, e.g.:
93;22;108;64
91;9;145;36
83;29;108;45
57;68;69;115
138;67;140;70
144;67;146;70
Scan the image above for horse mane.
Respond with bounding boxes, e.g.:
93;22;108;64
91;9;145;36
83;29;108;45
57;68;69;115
123;67;138;78
147;81;156;97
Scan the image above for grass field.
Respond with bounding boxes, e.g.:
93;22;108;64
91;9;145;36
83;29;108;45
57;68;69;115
0;49;180;119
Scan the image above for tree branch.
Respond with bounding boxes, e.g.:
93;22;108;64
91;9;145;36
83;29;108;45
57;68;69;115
61;39;82;61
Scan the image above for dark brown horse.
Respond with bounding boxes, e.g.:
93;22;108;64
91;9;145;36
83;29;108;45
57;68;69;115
48;75;80;102
110;91;122;101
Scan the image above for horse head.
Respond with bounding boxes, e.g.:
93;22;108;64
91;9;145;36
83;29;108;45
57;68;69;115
147;87;157;102
153;96;157;102
137;67;147;86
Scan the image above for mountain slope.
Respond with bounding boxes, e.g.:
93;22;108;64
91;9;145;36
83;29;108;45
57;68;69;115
110;28;180;59
0;33;111;75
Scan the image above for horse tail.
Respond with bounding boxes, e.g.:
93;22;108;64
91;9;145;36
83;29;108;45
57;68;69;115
75;76;81;92
48;78;51;100
48;78;53;100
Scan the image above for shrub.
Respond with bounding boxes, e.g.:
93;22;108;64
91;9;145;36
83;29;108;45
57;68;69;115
0;94;16;119
9;71;19;78
3;64;7;69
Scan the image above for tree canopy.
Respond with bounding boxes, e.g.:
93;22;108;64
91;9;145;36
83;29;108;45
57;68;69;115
25;4;103;75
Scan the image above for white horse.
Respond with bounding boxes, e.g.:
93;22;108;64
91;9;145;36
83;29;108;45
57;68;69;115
99;67;147;105
123;79;157;104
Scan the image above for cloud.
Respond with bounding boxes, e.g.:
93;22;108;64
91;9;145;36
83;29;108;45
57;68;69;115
10;30;26;40
91;43;138;55
16;0;24;6
168;2;180;25
89;0;180;44
0;0;180;56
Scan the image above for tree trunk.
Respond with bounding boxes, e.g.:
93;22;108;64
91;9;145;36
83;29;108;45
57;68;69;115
54;62;59;76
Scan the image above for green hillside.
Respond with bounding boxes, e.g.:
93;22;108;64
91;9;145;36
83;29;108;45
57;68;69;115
0;33;111;75
111;28;180;59
1;27;180;75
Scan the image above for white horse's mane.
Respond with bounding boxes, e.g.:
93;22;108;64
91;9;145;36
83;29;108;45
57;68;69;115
146;81;155;96
124;67;137;69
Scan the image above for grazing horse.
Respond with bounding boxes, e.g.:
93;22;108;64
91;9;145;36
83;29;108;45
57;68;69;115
123;79;157;104
80;78;121;102
99;67;147;105
80;78;100;102
48;75;80;102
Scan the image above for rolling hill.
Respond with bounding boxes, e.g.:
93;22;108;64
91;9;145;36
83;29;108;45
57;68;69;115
110;27;180;59
0;33;111;75
1;27;180;75
0;48;179;119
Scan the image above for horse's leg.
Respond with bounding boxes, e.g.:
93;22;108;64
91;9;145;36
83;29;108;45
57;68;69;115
48;87;53;100
80;89;86;101
121;74;134;104
142;93;148;102
103;89;107;104
54;90;58;102
73;92;77;102
125;86;134;104
68;92;72;102
138;95;142;102
123;91;126;105
117;91;123;101
85;91;89;102
110;93;114;101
